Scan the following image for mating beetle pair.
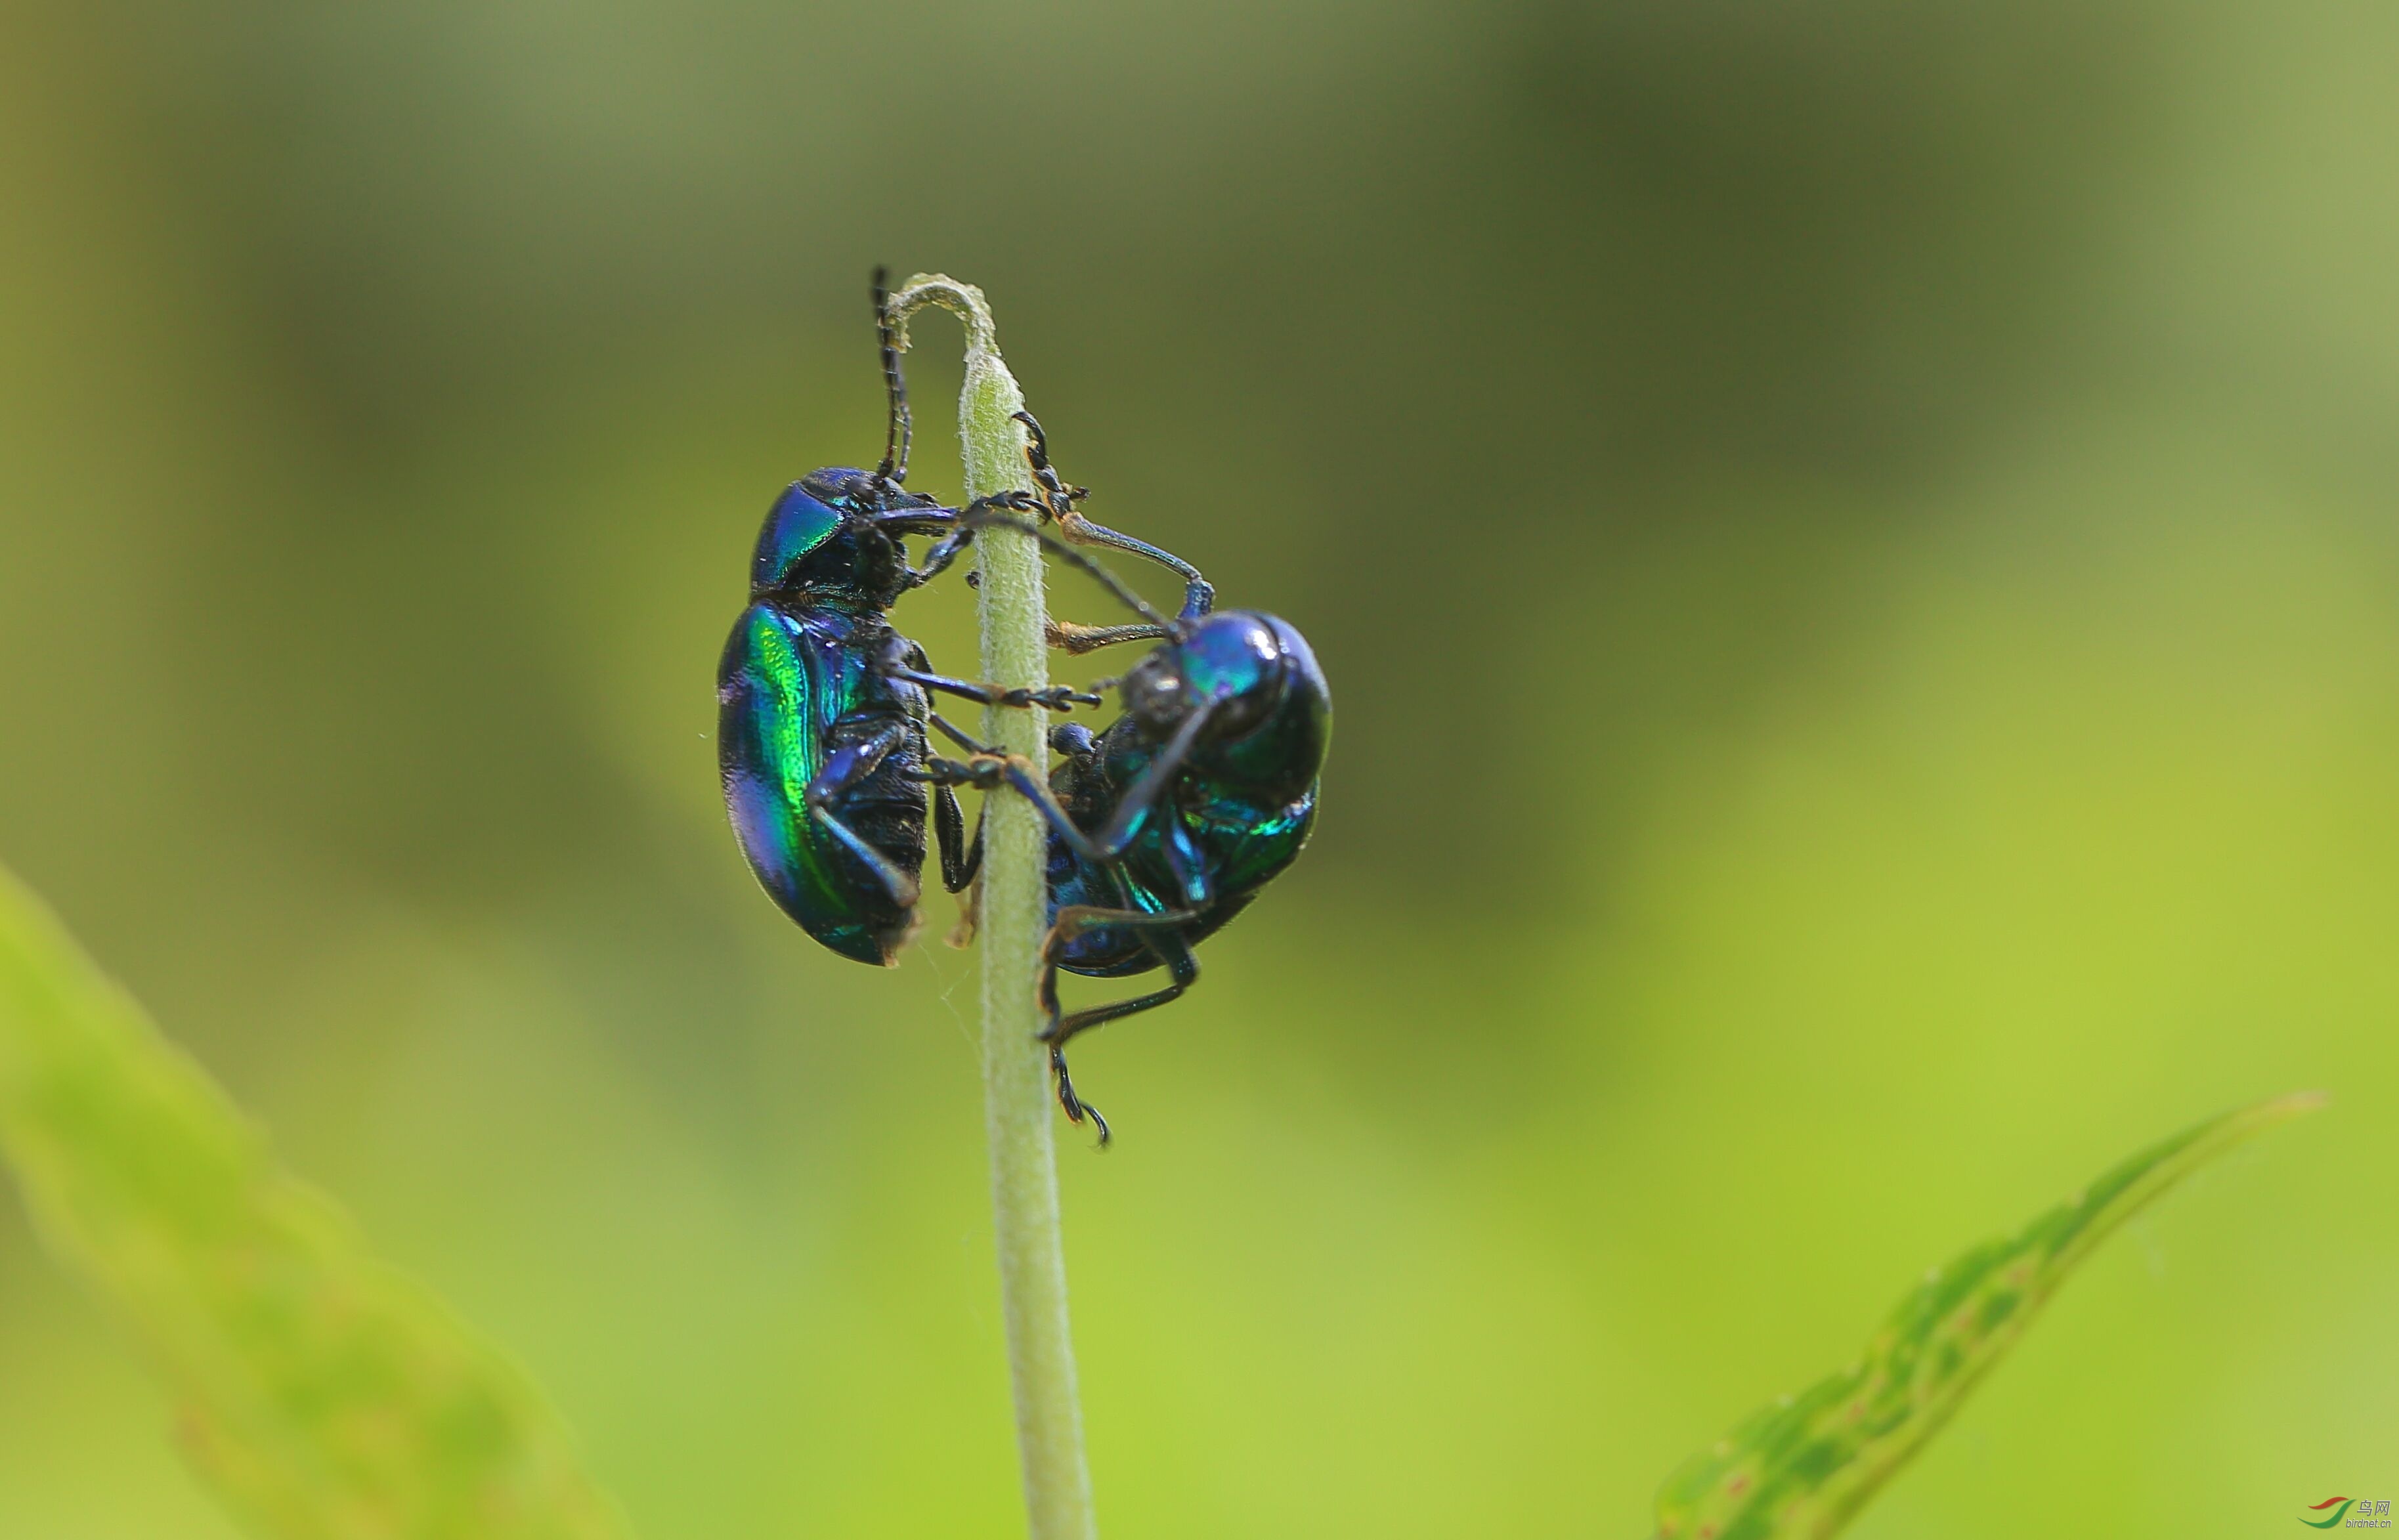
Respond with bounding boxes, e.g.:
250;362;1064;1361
717;273;1330;1142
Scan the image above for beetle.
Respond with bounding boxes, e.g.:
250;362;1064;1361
718;274;1102;964
926;517;1331;1142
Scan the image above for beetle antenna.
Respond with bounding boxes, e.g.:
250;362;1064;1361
873;267;911;485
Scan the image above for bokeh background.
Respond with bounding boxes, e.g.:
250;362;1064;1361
2;0;2393;1534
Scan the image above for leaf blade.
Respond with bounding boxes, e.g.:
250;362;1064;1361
0;862;635;1540
1653;1091;2323;1540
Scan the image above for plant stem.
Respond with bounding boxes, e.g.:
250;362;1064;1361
887;275;1098;1540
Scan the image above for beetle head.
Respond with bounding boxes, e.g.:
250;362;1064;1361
1122;611;1328;756
750;469;934;606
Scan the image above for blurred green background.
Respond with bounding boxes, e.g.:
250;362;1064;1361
1;0;2391;1534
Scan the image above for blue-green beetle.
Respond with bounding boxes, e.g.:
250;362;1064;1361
717;278;1099;963
926;530;1330;1141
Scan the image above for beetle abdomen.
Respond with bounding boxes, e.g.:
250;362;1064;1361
718;603;925;965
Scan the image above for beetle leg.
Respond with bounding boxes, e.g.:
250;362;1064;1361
1045;618;1175;655
947;507;1182;632
1156;815;1217;909
1009;409;1088;524
926;712;998;754
803;721;921;910
880;664;1099;712
933;780;965;888
907;756;987;899
892;492;1040;588
1001;410;1217;619
907;503;1009;572
890;495;1196;645
924;715;1112;856
933;781;983;894
926;708;1214;868
1037;898;1202;1148
1003;411;1213;616
909;754;995;787
1052;513;1213;620
884;639;1093;714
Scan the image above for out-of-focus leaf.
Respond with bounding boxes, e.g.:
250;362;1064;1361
0;862;634;1540
1653;1091;2323;1540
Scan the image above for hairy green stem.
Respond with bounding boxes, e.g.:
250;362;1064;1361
887;276;1097;1540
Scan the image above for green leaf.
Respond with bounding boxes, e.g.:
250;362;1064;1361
0;862;634;1540
1653;1091;2323;1540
